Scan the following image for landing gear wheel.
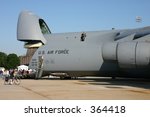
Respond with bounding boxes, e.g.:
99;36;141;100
112;77;116;79
60;76;72;80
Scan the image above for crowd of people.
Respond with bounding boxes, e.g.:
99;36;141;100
0;69;33;79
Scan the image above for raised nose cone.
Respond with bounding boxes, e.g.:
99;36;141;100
17;11;49;45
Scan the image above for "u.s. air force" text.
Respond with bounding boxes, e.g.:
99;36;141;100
38;49;69;55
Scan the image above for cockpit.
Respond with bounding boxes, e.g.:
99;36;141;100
39;19;51;35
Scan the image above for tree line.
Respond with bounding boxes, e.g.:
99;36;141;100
0;52;20;69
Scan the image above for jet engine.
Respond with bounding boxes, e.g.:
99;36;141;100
102;41;150;68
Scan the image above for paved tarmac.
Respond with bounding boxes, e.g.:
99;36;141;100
0;77;150;100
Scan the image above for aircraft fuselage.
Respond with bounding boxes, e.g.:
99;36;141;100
17;11;150;78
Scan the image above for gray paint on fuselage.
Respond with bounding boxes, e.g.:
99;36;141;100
19;11;150;78
29;31;119;75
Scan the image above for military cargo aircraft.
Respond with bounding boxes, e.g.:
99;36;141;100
17;11;150;79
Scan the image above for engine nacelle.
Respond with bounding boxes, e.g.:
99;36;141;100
102;41;150;68
102;42;118;61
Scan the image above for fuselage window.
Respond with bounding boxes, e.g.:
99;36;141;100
39;19;51;34
81;32;86;41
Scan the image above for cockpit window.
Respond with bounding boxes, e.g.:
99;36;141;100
39;19;51;34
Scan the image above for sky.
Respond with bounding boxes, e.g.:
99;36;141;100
0;0;150;56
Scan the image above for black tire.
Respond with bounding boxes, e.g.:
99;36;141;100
14;78;21;85
4;77;10;85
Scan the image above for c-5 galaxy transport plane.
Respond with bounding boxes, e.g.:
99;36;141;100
17;11;150;79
